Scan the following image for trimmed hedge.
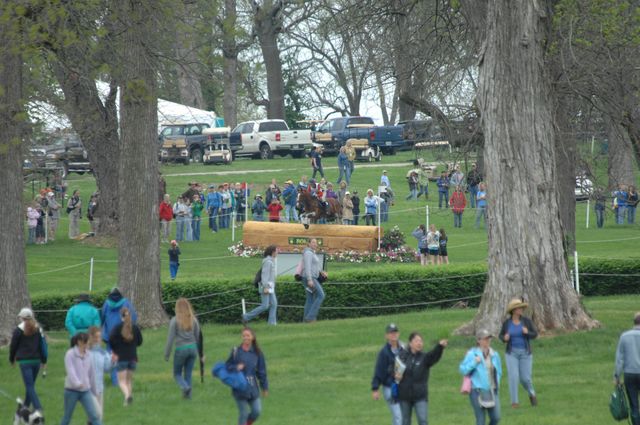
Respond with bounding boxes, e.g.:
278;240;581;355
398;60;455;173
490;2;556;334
31;258;639;330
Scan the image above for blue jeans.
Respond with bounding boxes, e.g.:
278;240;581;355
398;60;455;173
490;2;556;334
625;373;640;425
595;206;605;228
221;208;232;228
19;363;42;410
629;206;637;224
284;205;298;222
169;261;179;280
469;185;478;208
312;165;324;179
60;389;102;425
303;278;325;321
252;213;264;221
208;207;219;231
191;216;201;241
469;389;500;425
383;386;402;425
234;396;261;425
175;216;185;241
337;165;350;185
27;227;36;244
185;218;193;241
400;399;428;425
475;206;487;229
173;347;197;391
243;293;278;325
617;206;627;224
406;188;418;200
454;212;463;228
505;348;535;404
417;184;428;198
438;190;449;208
381;202;389;222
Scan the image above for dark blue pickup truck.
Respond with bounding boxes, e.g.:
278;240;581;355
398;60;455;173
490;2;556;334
312;116;406;155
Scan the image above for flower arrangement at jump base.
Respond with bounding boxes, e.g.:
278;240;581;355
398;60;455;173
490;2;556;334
228;226;419;263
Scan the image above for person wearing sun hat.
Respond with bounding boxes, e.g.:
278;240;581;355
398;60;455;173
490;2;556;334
498;298;538;408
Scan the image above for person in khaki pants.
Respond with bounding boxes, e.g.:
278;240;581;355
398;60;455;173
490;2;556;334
67;189;82;238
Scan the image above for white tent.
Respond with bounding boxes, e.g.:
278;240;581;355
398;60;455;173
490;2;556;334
28;80;219;133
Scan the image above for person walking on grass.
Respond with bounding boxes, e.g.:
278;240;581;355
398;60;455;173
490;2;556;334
102;287;138;386
614;312;640;425
109;307;143;406
302;238;327;323
65;293;101;338
165;298;203;399
88;326;112;423
372;323;405;425
412;225;428;266
226;327;269;425
397;332;448;425
498;298;538;408
169;240;181;280
60;332;102;425
459;329;502;425
67;189;82;239
243;245;279;325
9;308;47;415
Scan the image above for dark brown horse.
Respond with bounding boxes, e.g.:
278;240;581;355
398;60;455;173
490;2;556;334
297;190;341;225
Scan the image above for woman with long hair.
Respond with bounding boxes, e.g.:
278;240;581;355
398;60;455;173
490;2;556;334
60;332;102;425
109;307;143;406
242;245;279;325
165;298;203;398
411;224;428;266
9;308;48;414
438;228;448;265
225;327;269;425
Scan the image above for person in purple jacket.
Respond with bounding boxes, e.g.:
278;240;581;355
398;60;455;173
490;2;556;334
101;287;137;385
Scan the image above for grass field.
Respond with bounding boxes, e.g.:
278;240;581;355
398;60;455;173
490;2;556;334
0;295;634;424
23;150;640;295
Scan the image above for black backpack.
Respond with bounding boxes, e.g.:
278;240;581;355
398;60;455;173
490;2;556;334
253;268;262;288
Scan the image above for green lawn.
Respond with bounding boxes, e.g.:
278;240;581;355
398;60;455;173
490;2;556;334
23;150;639;295
0;295;633;424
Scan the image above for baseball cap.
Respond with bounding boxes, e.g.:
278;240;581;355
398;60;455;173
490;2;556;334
208;184;215;189
345;191;350;195
386;323;399;333
47;192;54;197
475;329;493;339
18;308;34;320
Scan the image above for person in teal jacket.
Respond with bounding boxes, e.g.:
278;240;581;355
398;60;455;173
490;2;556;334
65;294;101;339
459;329;502;425
101;287;137;385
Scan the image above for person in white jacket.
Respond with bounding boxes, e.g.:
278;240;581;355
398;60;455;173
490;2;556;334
242;245;279;325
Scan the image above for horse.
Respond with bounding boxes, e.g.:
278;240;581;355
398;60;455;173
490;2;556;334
297;190;341;226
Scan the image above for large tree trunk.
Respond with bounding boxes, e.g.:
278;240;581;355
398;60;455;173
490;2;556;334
606;117;637;189
0;2;31;345
459;0;598;335
222;0;239;129
554;95;577;252
117;0;166;327
175;0;205;109
253;1;285;119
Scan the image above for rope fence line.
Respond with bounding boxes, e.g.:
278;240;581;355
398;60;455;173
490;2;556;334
195;303;243;317
27;261;91;276
162;286;252;305
580;273;640;277
245;294;483;310
576;236;640;244
326;273;488;285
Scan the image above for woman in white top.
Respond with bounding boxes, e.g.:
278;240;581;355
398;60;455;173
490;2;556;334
242;245;278;325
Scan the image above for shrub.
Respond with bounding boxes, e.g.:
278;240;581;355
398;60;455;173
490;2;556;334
31;257;640;330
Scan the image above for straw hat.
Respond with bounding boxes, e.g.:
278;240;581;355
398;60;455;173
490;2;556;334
506;298;528;314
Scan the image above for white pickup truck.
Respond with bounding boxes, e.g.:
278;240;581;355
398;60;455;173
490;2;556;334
229;119;312;159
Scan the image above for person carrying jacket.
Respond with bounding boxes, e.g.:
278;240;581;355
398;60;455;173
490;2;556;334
397;332;448;425
65;293;101;338
459;329;502;425
372;323;404;425
9;308;48;413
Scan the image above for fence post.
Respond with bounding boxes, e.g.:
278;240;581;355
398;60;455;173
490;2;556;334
89;257;94;292
585;199;590;229
426;205;430;230
377;200;381;250
574;251;580;294
245;184;249;222
241;298;246;315
232;212;236;242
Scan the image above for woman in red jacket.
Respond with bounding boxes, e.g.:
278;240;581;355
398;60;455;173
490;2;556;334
159;194;173;243
449;185;467;228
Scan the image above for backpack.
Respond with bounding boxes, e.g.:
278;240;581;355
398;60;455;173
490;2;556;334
253;267;262;288
610;384;629;421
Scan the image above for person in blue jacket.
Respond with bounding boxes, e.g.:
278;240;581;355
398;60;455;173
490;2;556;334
226;327;269;425
372;323;404;425
206;184;222;233
101;287;137;385
436;171;450;209
459;329;502;425
282;181;298;223
65;293;101;339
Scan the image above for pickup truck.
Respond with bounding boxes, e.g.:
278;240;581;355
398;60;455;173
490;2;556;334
39;132;92;177
158;122;213;163
312;116;406;155
229;119;312;159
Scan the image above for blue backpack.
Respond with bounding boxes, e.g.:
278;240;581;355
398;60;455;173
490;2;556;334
212;361;248;392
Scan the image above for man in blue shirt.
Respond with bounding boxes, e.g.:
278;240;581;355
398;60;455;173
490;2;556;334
614;184;628;225
436;171;450;209
282;180;298;222
206;185;222;233
475;182;487;229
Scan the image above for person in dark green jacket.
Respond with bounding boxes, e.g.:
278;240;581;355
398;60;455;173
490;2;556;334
65;294;101;339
